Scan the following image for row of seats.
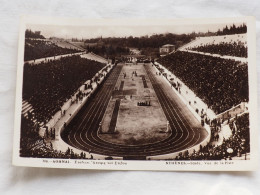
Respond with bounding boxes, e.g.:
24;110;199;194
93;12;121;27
20;116;90;159
24;39;80;61
175;113;249;160
157;51;248;114
189;42;247;57
23;55;106;123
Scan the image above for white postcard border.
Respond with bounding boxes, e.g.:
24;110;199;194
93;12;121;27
13;16;258;171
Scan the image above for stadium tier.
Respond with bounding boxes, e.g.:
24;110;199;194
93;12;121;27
190;42;247;58
156;51;248;114
69;41;86;50
20;115;89;159
50;40;85;51
180;34;247;58
20;26;252;161
81;52;108;64
22;55;106;123
24;39;80;61
176;113;249;160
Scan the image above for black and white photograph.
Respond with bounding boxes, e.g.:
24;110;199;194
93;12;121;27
12;16;257;171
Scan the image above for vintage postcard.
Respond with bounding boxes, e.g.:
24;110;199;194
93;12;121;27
13;16;258;171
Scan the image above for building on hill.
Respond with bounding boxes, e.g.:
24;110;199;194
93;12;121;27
159;44;175;55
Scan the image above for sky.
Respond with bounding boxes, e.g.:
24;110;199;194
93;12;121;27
27;22;244;39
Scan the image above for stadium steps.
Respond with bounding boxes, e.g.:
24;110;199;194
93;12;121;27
49;40;82;51
90;52;107;62
22;100;33;114
68;42;85;51
22;107;33;115
81;52;108;64
180;34;247;50
22;103;31;110
177;34;248;62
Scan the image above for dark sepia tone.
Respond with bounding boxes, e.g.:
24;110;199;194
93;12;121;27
13;16;257;171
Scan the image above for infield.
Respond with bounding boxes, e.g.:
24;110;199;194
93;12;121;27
99;63;170;145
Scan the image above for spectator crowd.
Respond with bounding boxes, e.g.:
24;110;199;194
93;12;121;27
157;51;249;114
23;55;106;123
24;39;79;61
175;113;250;160
190;42;247;58
20;115;89;159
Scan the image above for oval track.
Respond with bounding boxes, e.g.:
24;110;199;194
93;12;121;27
61;63;208;158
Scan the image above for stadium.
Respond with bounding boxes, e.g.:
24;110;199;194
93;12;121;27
20;24;250;161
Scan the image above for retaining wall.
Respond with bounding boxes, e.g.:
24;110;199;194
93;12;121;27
147;63;212;160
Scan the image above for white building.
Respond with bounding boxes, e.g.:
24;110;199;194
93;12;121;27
159;44;175;55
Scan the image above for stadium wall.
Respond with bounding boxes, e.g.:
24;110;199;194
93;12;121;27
179;49;248;63
44;63;113;131
25;51;86;65
154;61;248;122
147;63;211;160
40;63;124;160
154;62;216;121
216;102;248;121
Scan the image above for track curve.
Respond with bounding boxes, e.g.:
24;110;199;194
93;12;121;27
61;63;208;158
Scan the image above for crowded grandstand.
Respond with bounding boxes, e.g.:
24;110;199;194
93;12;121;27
156;51;248;114
24;39;82;61
20;24;250;161
175;113;249;160
22;55;106;123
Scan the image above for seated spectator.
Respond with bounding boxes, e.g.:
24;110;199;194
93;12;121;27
190;41;247;58
157;51;248;114
20;115;89;159
24;39;80;61
23;55;106;123
175;113;249;160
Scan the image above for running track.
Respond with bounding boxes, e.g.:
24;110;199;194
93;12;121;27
61;63;208;159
